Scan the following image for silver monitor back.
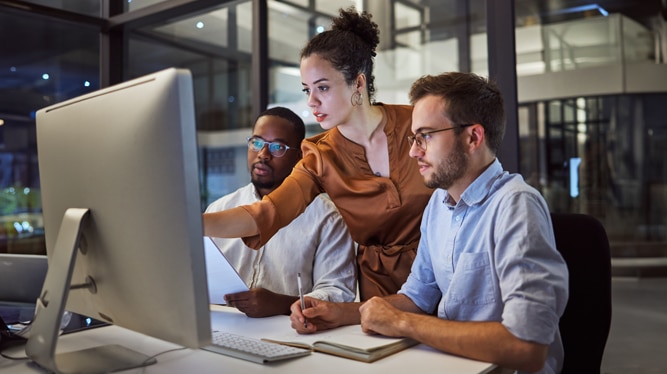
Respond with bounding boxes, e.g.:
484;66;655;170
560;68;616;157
29;68;211;373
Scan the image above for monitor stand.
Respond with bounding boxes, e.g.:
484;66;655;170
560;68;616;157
25;208;157;374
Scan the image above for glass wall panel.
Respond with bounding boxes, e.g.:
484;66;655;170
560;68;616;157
267;0;312;115
267;0;337;136
515;13;655;76
315;0;355;17
236;2;253;54
515;1;667;253
267;0;486;128
0;10;99;254
19;0;100;16
151;8;230;48
126;1;254;207
520;93;667;248
394;2;422;49
6;0;661;257
126;0;169;12
282;0;309;8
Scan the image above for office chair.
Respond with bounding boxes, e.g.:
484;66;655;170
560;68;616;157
550;213;612;374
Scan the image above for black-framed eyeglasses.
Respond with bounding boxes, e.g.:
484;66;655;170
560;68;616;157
407;124;475;151
247;136;296;157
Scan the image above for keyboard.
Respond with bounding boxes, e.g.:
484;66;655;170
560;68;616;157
202;330;311;364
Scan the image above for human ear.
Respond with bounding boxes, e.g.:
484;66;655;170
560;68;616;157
355;73;366;90
468;124;485;149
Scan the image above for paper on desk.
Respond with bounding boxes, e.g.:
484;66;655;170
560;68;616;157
264;324;408;350
204;236;249;304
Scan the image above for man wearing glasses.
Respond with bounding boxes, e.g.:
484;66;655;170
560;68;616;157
206;106;356;317
290;73;569;373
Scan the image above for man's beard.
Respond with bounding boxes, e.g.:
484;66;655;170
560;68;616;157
251;176;279;191
250;160;280;191
425;137;468;190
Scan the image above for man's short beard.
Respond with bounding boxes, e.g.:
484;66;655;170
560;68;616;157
251;178;278;191
426;137;468;190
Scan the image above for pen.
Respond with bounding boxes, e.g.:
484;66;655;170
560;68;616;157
297;272;308;328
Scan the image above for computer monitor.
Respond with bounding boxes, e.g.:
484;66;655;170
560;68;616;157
0;254;47;325
26;68;211;373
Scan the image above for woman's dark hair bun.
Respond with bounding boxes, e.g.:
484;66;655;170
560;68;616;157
332;7;380;53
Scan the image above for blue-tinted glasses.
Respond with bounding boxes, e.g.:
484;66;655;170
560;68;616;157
247;136;295;157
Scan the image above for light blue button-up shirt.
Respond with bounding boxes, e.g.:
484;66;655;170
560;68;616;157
399;159;569;374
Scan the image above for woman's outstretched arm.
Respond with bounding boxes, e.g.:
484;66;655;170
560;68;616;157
202;206;259;239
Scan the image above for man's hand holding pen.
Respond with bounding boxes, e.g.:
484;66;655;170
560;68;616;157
289;297;347;334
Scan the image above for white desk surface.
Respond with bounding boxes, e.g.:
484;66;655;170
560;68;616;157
1;305;497;374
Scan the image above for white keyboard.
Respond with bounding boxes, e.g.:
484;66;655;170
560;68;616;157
202;330;311;364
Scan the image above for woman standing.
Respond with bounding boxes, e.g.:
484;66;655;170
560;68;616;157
204;7;432;300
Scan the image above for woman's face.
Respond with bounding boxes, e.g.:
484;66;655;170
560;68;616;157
300;54;356;130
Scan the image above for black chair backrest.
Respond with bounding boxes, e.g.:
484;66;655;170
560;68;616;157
550;213;612;374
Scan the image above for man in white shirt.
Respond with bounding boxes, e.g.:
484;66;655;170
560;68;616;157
206;106;356;317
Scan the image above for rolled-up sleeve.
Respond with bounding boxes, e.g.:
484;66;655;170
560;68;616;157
305;197;357;302
494;192;569;344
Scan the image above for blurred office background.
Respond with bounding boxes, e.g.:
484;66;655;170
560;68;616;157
0;0;665;372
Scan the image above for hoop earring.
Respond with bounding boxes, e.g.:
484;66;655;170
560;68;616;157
351;91;363;106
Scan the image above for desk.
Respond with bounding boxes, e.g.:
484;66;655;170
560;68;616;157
1;306;497;374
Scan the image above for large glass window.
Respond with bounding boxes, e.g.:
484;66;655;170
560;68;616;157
125;2;256;208
521;94;667;242
19;0;100;16
0;9;99;254
1;0;665;259
515;3;667;250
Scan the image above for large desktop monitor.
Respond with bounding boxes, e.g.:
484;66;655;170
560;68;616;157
26;68;211;373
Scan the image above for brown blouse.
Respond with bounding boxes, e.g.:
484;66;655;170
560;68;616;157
241;104;433;300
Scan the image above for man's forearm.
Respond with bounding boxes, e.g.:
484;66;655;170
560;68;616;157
406;317;548;372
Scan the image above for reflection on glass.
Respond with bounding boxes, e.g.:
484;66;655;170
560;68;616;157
2;0;664;257
126;0;167;13
516;13;654;76
19;0;100;16
316;0;355;17
152;8;230;48
0;11;98;255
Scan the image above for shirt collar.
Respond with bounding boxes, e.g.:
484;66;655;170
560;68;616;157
444;158;504;208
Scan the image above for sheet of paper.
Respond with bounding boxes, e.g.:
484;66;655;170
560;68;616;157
204;236;249;304
264;324;406;350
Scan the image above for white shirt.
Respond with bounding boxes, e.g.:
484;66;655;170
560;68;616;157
205;184;356;302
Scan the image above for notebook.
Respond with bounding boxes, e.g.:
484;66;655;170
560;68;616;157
262;324;418;363
203;236;250;304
